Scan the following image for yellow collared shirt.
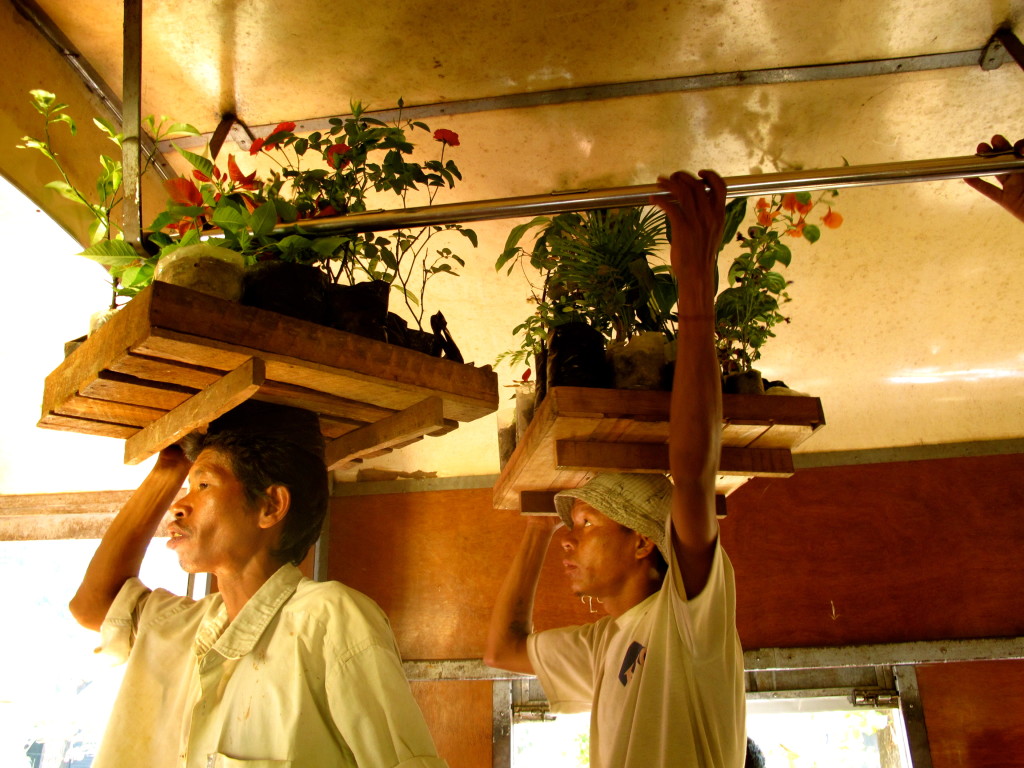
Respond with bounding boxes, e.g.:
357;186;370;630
95;563;446;768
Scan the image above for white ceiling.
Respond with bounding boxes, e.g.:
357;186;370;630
4;0;1023;491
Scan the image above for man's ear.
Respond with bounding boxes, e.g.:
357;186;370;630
635;534;656;560
258;484;291;529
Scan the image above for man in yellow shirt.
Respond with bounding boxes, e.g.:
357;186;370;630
71;401;445;768
485;170;746;767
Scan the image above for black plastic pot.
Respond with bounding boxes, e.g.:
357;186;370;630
241;261;330;324
385;313;441;357
545;322;612;390
326;280;389;341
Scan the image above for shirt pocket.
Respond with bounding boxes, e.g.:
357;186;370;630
208;755;292;768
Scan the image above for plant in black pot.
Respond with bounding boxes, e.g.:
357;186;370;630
149;102;476;355
715;191;843;393
496;206;676;399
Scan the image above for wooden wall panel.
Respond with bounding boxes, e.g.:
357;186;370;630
327;489;594;660
720;453;1024;649
917;660;1024;768
330;453;1024;657
410;681;493;768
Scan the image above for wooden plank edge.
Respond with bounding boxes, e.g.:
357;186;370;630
123;358;266;465
40;286;156;417
554;440;795;477
325;397;446;470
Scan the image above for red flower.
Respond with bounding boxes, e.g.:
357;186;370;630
822;209;844;229
326;143;351;169
227;154;258;190
164;177;204;206
781;193;798;212
261;121;297;151
433;129;460;147
249;137;265;155
521;368;531;382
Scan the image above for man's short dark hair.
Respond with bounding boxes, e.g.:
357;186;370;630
200;430;328;565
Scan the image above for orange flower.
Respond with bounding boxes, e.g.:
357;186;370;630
785;218;806;237
796;199;814;215
755;197;770;211
822;209;844;229
757;209;773;226
781;193;798;212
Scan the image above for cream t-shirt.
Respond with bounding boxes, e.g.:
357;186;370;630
95;563;446;768
527;536;745;768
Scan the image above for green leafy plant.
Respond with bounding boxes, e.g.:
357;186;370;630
151;101;476;329
18;90;199;304
715;191;843;374
494;207;672;368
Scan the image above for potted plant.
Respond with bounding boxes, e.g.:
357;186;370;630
149;101;476;354
715;191;843;393
496;205;682;397
18;89;200;310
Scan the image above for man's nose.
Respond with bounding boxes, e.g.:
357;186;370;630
560;530;576;551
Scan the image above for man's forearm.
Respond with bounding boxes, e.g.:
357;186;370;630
69;449;190;630
484;518;557;674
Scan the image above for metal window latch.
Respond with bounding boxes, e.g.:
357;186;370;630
853;689;900;708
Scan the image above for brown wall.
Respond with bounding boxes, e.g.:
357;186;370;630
327;453;1024;766
917;661;1024;768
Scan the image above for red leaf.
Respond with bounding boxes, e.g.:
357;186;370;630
249;137;265;155
521;368;531;382
164;177;203;206
227;154;258;189
192;169;211;183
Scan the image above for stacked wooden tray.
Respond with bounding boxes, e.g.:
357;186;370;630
40;281;499;469
493;386;825;514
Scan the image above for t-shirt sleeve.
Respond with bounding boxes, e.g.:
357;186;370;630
664;515;738;660
527;620;606;714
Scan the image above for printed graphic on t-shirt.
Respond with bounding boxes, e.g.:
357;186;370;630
617;641;648;685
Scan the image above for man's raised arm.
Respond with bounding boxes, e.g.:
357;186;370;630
484;516;559;674
652;170;727;599
69;446;191;631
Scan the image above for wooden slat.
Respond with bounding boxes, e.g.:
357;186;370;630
55;394;168;427
37;412;139;439
555;440;795;477
80;370;196;410
123;358;266;465
107;352;225;389
326;397;446;470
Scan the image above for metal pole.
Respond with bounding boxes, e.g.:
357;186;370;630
278;153;1024;237
121;0;143;252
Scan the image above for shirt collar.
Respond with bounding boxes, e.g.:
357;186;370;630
195;563;304;660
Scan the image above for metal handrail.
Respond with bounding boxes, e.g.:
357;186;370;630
271;153;1024;236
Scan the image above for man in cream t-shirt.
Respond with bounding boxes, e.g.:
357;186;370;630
486;170;746;767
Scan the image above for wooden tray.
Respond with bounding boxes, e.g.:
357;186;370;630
493;386;825;513
40;281;498;468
